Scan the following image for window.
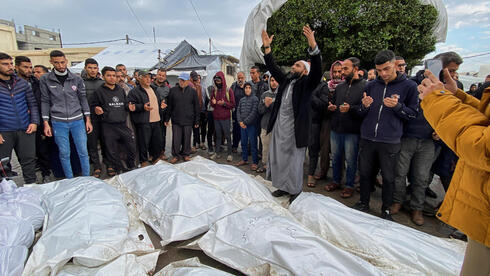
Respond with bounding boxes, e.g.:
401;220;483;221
49;35;56;41
31;30;40;37
226;65;235;76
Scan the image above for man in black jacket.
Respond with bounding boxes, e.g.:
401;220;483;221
151;68;170;160
92;67;136;175
326;57;366;198
165;73;200;163
83;58;105;177
128;70;165;167
262;25;322;202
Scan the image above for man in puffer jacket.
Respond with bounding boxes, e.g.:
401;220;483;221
0;52;39;184
418;69;489;276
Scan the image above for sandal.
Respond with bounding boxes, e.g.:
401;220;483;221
93;169;102;178
107;167;117;177
314;173;326;180
250;164;258;171
235;160;248;166
307;175;316;188
340;187;355;198
324;181;340;192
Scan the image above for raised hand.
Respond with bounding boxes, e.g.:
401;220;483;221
261;30;274;48
302;25;317;49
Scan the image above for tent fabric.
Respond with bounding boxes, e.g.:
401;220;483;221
150;40;221;71
239;0;448;72
69;44;175;74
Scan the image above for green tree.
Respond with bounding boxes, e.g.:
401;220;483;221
267;0;438;70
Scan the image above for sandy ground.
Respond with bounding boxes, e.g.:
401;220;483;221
8;127;452;274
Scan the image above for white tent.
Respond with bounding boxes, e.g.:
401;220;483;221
69;44;175;74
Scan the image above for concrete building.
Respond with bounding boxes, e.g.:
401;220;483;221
0;22;18;51
0;19;61;50
5;47;106;68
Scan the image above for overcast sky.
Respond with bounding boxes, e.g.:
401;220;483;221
1;0;488;73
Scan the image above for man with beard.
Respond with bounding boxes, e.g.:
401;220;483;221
314;60;343;180
325;57;366;198
40;50;92;179
353;50;419;221
0;53;39;185
83;58;105;178
16;56;52;182
209;72;235;162
262;25;322;202
250;66;268;157
116;64;135;88
231;71;246;153
257;75;279;173
151;68;170;160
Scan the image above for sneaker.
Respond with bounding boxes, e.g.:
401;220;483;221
381;209;394;221
226;155;233;162
352;201;370;212
271;189;290;197
210;153;220;160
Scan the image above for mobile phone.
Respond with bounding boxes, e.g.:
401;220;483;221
424;59;443;80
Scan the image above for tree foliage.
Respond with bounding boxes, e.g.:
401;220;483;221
267;0;438;70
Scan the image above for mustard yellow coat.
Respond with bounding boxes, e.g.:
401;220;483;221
421;87;490;247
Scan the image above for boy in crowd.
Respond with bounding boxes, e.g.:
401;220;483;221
235;82;259;170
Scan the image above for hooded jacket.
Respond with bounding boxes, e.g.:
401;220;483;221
421;87;490;247
40;70;90;122
0;75;39;131
329;78;366;134
210;71;235;120
358;72;419;143
265;46;322;148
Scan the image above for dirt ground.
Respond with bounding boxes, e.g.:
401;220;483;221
9;128;454;274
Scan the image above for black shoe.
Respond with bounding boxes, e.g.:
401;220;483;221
352;201;370;212
381;209;394;221
425;187;438;198
289;193;300;204
271;189;290;197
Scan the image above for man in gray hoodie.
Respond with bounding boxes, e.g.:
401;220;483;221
40;50;92;179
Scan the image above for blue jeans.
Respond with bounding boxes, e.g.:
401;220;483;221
330;131;359;188
52;119;90;178
241;124;258;164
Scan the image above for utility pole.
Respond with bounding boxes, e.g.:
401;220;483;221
209;38;211;55
153;26;156;43
58;28;63;48
126;34;129;44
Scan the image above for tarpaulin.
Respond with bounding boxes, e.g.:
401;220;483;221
289;193;465;275
198;203;384;275
154;257;233;276
116;163;241;246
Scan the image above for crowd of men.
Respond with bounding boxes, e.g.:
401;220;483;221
0;39;488;228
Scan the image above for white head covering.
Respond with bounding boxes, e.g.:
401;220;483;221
299;60;310;74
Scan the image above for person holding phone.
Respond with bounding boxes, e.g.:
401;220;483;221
127;70;165;167
418;69;489;276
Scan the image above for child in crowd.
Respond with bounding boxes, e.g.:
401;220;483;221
235;82;259;170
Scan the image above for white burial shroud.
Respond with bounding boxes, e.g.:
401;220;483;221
115;163;242;246
198;203;384;276
289;192;466;275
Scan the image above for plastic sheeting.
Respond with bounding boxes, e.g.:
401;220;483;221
239;0;448;72
289;193;465;275
175;156;277;207
0;182;44;276
23;177;156;275
116;163;241;246
154;257;233;276
198;203;384;275
57;251;160;276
